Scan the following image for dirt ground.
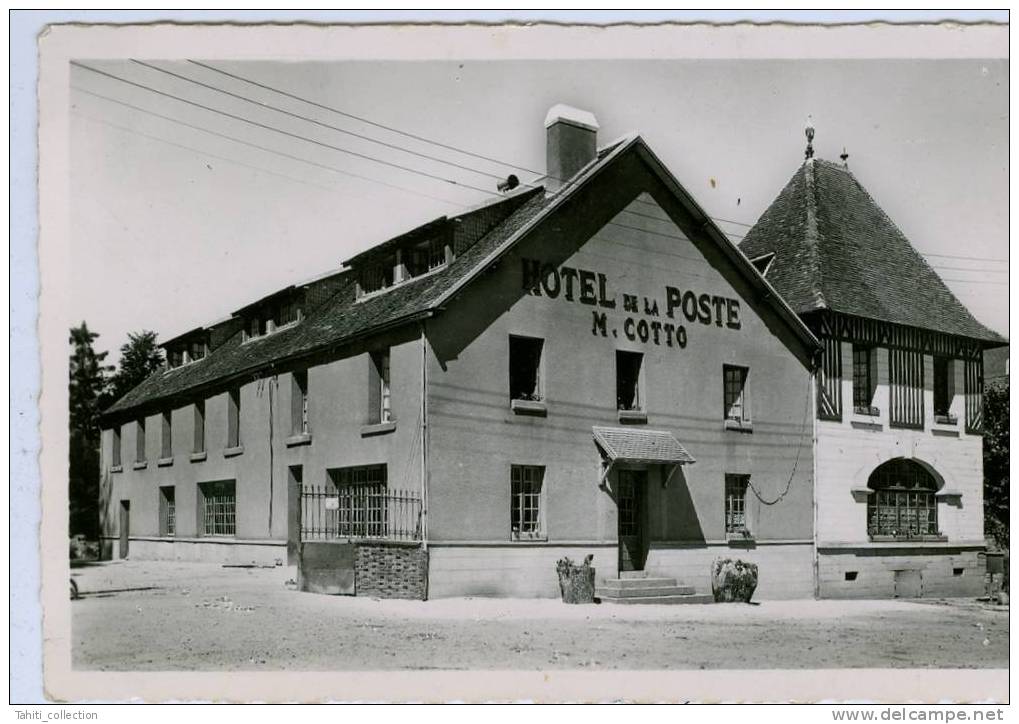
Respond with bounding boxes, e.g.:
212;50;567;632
71;560;1009;671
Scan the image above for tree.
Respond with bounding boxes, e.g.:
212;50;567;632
69;322;111;539
108;330;164;403
983;379;1009;550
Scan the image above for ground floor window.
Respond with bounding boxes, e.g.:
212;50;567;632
329;464;388;538
510;465;544;540
159;486;175;537
198;480;236;536
725;474;750;535
867;459;938;538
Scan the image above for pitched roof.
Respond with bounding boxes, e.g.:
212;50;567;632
593;426;696;465
103;135;820;419
738;158;1006;345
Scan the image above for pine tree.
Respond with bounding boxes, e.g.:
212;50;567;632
69;322;111;539
108;330;164;403
983;380;1009;549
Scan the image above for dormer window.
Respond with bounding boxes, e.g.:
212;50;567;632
165;332;209;369
242;293;304;342
355;234;451;300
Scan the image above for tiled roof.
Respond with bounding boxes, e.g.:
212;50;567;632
738;159;1006;344
592;426;696;465
103;135;820;419
104;188;549;417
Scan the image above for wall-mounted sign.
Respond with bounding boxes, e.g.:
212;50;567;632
521;258;741;348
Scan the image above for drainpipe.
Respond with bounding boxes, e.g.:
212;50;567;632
420;321;429;551
810;366;820;600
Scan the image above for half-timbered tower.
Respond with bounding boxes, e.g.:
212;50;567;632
740;154;1006;598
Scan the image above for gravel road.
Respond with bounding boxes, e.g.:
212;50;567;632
71;560;1009;671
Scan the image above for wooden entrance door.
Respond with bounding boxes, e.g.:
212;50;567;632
119;500;130;559
617;470;647;572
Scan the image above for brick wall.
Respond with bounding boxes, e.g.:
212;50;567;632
355;542;429;599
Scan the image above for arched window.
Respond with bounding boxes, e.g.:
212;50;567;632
867;459;939;538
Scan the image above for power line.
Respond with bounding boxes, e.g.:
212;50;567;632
188;59;546;177
941;277;1008;286
72;86;469;208
131;59;508;183
922;251;1008;263
71;61;503;198
187;59;756;236
929;265;1008;274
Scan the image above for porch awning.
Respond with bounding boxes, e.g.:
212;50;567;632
592;426;695;465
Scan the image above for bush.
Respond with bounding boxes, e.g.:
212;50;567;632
711;558;758;603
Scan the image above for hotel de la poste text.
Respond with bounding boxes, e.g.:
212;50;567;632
97;105;1005;601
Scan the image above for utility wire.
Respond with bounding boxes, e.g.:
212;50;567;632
189;59;546;177
71;61;503;197
132;59;507;182
73;86;469;208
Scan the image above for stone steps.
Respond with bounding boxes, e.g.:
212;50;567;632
596;575;712;605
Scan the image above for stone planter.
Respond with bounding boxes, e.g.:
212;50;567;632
711;557;759;603
556;555;596;604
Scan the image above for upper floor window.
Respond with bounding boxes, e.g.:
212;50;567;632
933;357;956;423
135;417;146;463
193;399;206;454
852;345;878;415
360;262;394;296
509;336;544;402
867;459;939;539
369;350;391;424
616;351;644;412
227;388;241;449
405;238;448;277
723;365;751;428
160;410;172;460
111;425;122;468
243;296;303;341
166;336;208;369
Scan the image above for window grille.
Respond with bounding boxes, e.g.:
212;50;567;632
889;347;924;429
275;298;300;328
330;465;388;538
867;459;938;538
199;481;236;536
617;474;639;537
159;486;175;537
511;465;544;539
428;238;447;270
725;474;750;534
360;262;393;294
189;340;206;362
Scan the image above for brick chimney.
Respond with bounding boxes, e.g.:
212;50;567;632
545;104;599;191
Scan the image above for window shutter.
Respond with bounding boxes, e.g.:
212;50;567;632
965;357;984;433
227;389;240;448
741;369;751;423
193;400;205;453
368;354;381;424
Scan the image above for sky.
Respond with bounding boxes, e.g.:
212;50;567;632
69;57;1008;362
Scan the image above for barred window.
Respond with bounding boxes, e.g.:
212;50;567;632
188;340;206;362
867;459;939;538
329;465;387;538
292;370;309;435
360;261;394;295
723;365;750;423
159;486;176;537
511;465;544;540
428;238;447;270
160;410;172;459
193;399;205;454
274;298;301;328
199;480;235;537
227;388;240;449
617;472;640;537
725;474;750;534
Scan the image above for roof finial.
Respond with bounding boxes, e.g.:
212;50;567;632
840;147;849;168
804;115;815;160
